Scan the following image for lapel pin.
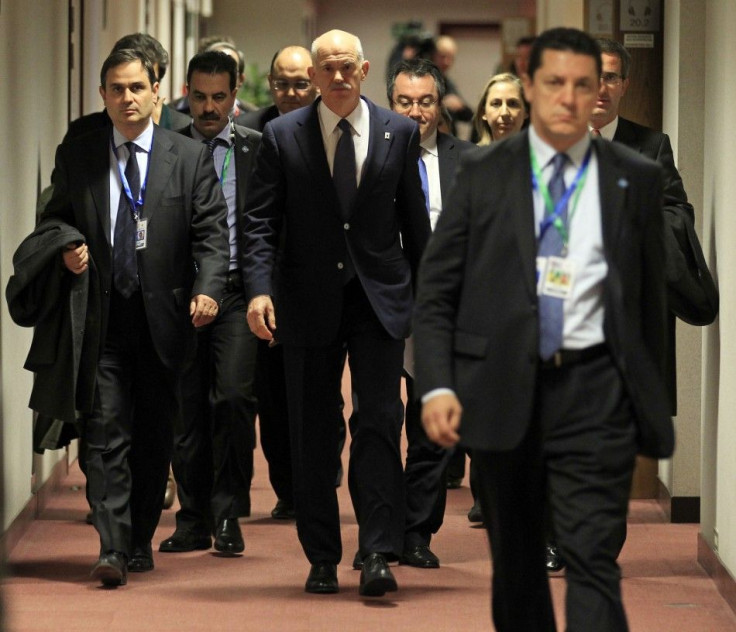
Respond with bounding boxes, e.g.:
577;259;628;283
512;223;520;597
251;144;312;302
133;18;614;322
241;146;249;153
617;178;629;188
384;132;391;140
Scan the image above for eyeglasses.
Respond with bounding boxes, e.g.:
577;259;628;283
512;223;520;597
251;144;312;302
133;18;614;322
393;96;439;112
271;79;312;92
600;72;624;86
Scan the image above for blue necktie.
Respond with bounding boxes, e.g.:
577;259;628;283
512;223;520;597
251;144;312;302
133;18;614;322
333;119;356;220
113;142;141;298
538;152;569;360
418;153;430;214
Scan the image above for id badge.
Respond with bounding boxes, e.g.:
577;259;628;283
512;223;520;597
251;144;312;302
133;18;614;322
540;256;576;299
136;218;148;250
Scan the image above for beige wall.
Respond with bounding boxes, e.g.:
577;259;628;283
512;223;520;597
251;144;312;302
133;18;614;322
0;0;69;531
701;0;736;568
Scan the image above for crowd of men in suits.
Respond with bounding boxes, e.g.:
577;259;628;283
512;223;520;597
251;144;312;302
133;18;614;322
7;23;718;631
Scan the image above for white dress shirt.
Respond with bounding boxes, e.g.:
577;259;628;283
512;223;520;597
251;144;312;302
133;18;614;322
109;121;153;245
317;98;370;185
420;130;443;231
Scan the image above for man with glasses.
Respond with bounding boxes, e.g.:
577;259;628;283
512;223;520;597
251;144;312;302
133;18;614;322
241;46;317;131
384;57;475;569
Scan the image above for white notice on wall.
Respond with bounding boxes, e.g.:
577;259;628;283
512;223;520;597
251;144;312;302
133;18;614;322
624;33;655;49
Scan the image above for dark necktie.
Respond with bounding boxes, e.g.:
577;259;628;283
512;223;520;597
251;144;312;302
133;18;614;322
418;153;430;214
333;119;356;219
538;152;569;360
204;137;224;154
113;141;141;298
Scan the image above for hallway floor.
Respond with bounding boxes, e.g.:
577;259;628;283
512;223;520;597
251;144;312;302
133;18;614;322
5;455;736;631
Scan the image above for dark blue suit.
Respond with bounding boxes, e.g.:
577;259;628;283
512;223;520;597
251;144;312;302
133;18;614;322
244;97;430;563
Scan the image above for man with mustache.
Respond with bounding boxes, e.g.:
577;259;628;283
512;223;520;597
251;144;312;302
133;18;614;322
159;50;262;557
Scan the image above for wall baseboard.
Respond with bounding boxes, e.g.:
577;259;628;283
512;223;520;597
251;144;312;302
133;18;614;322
698;533;736;617
0;455;69;557
657;480;700;523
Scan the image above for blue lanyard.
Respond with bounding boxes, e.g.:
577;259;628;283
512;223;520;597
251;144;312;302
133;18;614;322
112;135;152;220
530;145;592;247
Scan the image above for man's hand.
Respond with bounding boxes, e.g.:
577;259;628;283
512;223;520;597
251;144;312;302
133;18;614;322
190;294;219;328
422;393;463;447
152;95;165;125
62;242;88;275
247;295;276;341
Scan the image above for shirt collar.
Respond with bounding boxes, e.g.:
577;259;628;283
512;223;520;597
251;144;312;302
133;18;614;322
590;116;618;141
529;125;592;171
420;129;439;157
319;97;367;136
113;119;154;153
189;119;233;145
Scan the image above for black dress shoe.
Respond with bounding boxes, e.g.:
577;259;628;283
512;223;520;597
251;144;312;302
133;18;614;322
352;550;363;570
214;518;244;555
446;476;463;489
163;472;177;510
91;552;127;587
305;562;339;594
359;553;398;597
128;544;154;572
546;543;566;572
270;498;295;520
159;528;212;552
400;544;440;569
467;500;484;523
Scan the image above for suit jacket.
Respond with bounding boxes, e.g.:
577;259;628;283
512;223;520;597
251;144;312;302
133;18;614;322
413;130;674;459
436;132;477;209
239;105;280;132
40;124;230;375
177;122;262;287
243;96;431;346
614;116;718;412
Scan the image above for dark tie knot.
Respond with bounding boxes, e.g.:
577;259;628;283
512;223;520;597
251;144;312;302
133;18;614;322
337;119;352;136
551;152;569;175
204;137;225;154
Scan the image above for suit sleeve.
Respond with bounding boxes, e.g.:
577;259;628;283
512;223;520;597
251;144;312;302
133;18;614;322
639;164;668;379
396;125;432;285
242;122;286;301
413;155;472;397
189;144;230;300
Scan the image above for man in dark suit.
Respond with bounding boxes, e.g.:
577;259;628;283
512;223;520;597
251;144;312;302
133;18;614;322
41;48;229;587
386;57;475;568
157;51;261;557
238;44;320;521
414;28;674;630
244;29;430;597
65;33;190;141
592;37;713;412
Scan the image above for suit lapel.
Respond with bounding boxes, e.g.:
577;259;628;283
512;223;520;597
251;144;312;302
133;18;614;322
613;118;641;153
142;126;176;222
234;126;255;214
294;101;334;189
436;133;457;210
508;132;538;299
594;138;626;256
357;100;392;209
81;128;114;246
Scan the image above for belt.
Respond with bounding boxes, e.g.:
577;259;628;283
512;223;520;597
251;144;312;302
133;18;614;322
539;343;608;370
225;270;243;292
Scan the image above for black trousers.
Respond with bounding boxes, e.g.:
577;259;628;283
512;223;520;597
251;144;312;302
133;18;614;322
172;287;258;531
474;353;637;632
83;290;176;557
282;279;406;564
403;376;452;548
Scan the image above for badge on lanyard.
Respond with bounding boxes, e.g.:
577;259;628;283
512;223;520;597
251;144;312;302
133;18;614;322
136;218;148;250
537;256;576;299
